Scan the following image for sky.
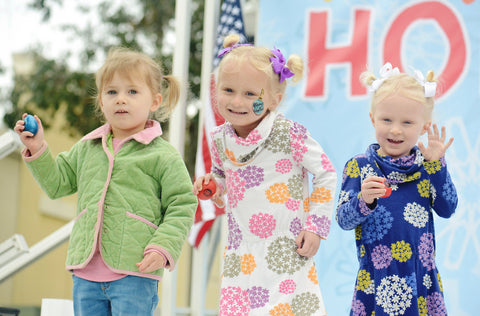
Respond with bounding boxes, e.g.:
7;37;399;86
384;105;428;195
0;0;105;129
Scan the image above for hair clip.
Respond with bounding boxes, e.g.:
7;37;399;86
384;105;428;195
253;89;264;115
270;47;294;83
412;69;437;97
369;62;400;93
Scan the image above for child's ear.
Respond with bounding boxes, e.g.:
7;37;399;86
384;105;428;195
422;120;432;134
369;112;375;125
150;93;162;112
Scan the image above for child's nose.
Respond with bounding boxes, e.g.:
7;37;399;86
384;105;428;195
116;92;127;104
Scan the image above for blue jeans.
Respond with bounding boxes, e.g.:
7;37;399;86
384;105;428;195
72;275;159;316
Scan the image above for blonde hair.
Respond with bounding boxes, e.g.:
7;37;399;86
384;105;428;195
360;68;436;120
218;34;304;97
95;47;181;121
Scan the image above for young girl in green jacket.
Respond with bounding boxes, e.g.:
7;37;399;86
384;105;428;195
14;47;198;315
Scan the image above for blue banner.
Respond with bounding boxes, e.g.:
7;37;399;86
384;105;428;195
257;0;479;314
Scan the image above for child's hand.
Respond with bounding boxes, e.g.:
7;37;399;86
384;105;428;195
192;174;225;207
361;176;388;204
136;252;166;273
418;123;454;161
296;230;321;258
13;114;45;155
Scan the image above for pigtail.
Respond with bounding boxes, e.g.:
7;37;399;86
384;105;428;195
156;75;182;121
223;34;240;48
286;54;304;83
360;70;377;88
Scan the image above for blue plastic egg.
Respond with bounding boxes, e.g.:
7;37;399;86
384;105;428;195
24;115;38;136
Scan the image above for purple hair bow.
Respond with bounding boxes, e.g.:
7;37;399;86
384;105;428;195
217;43;253;58
270;47;294;82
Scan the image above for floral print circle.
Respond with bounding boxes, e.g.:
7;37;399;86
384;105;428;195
267;236;308;274
247;286;269;309
249;213;276;239
375;275;413;315
291;292;320;315
220;286;250;316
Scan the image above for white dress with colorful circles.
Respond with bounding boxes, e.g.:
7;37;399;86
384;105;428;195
210;111;337;316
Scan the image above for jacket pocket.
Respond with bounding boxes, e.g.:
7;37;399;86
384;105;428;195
126;211;158;230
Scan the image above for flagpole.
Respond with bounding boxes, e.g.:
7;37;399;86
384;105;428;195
162;1;191;315
191;0;220;314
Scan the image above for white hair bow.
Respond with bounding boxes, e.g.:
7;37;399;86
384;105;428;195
413;69;437;97
369;62;400;93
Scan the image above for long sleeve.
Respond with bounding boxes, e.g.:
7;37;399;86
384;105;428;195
424;157;457;218
297;127;337;239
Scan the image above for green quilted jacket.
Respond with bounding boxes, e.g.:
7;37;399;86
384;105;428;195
24;121;197;280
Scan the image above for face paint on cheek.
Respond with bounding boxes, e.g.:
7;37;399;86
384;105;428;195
253;88;264;115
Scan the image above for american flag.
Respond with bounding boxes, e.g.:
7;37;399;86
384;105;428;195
188;0;248;248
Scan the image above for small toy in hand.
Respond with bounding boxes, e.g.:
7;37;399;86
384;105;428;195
381;182;392;198
197;181;216;200
24;114;38;136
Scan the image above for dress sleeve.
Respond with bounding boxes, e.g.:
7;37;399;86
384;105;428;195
424;157;458;218
293;124;337;239
336;157;376;230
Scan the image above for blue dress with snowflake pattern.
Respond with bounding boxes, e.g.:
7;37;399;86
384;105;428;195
336;144;457;316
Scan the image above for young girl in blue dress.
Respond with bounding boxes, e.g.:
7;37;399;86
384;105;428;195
336;63;457;316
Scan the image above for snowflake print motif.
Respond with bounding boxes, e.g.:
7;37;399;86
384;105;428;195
417;179;431;198
287;174;303;200
227;213;242;250
423;160;442;175
391;240;413;263
442;173;458;206
418;296;428;316
376;275;413;315
371;244;393;269
249;213;276;239
404;202;429;228
362;206;394;244
223;253;241;278
321;153;335;171
418;233;436;271
279;279;296;294
226;169;246;208
238;165;264;189
337;196;362;230
423;274;432;289
291;292;320;315
405;272;418;296
387;171;406;183
285;198;300;211
275;159;292;174
310;186;333;204
289;217;302;236
426;292;447;316
337;189;351;206
360;164;376;181
346;159;361;178
356;270;372;291
247;286;270;309
220;286;251;316
351;299;367;316
266;236;308;274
